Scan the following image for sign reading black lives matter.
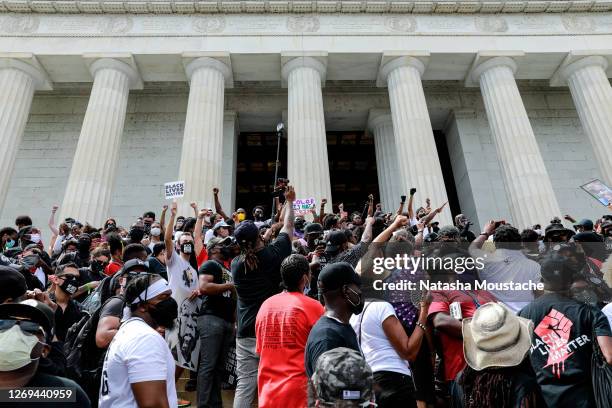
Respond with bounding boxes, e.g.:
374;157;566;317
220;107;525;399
580;179;612;206
164;181;185;200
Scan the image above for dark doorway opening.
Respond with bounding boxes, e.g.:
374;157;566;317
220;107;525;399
327;131;380;214
235;132;287;214
434;130;461;218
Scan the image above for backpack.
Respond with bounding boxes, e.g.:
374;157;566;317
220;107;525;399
64;295;124;382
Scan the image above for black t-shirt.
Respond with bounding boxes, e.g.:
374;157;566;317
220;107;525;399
21;371;91;407
99;296;124;320
53;299;82;342
304;316;361;378
518;293;612;408
199;260;236;323
231;232;292;338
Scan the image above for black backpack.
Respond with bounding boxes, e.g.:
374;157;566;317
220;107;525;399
64;295;124;382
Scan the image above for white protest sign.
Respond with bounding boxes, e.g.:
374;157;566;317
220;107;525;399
293;197;316;216
164;181;185;200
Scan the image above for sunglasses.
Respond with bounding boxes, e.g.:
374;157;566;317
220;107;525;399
0;319;45;337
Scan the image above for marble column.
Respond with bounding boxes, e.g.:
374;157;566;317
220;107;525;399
561;56;612;185
368;110;401;212
177;57;230;215
380;56;452;225
472;56;562;227
282;57;333;207
61;58;139;226
0;59;46;211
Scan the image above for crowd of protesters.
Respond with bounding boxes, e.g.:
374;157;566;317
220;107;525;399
0;184;612;408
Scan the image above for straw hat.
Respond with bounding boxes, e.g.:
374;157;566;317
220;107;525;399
462;302;533;370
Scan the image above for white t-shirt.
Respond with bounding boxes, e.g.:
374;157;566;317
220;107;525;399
99;318;178;408
603;303;612;329
204;229;215;245
350;301;412;376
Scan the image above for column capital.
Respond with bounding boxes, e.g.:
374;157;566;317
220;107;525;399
83;54;143;89
281;54;327;87
0;53;52;90
378;55;428;87
367;109;392;132
464;51;524;87
471;56;517;84
183;53;233;88
560;55;609;82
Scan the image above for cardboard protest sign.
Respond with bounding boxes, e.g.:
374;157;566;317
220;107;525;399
580;179;612;206
164;181;185;200
293;197;316;216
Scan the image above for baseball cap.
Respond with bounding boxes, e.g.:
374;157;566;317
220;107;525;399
213;220;230;232
540;255;575;290
0;266;27;303
318;262;361;292
438;225;460;240
312;347;373;405
0;300;54;338
206;236;232;251
234;220;259;245
122;259;150;274
574;218;594;230
325;230;348;253
304;223;324;235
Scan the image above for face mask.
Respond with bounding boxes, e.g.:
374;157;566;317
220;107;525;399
78;240;91;252
59;276;79;295
30;234;41;244
345;287;364;315
204;216;211;224
0;325;40;371
4;239;15;250
180;242;193;254
150;227;161;237
21;254;40;269
237;213;246;222
91;260;105;275
148;297;178;329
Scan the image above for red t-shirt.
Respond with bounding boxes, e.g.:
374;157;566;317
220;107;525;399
196;248;231;269
256;291;324;408
104;260;123;276
428;290;497;381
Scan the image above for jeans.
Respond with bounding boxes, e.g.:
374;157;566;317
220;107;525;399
372;371;417;408
232;336;259;408
196;314;234;408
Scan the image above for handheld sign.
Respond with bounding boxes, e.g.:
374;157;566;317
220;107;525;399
580;179;612;206
165;181;185;200
293;197;316;216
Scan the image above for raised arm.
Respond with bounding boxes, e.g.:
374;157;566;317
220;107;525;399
373;215;408;243
194;209;205;256
318;198;327;222
360;216;375;243
48;205;59;236
190;201;198;218
160;204;168;233
469;220;497;251
407;188;416;220
164;201;177;262
421;201;448;226
396;196;405;216
279;185;295;236
213;187;229;220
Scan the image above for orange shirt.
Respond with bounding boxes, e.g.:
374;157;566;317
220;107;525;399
256;291;324;408
104;260;123;276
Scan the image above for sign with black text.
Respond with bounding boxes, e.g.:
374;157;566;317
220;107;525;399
164;181;185;200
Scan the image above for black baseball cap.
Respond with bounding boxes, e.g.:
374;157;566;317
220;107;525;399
0;266;27;303
318;262;361;292
123;259;150;274
325;230;348;252
574;219;594;230
304;223;324;235
0;300;54;338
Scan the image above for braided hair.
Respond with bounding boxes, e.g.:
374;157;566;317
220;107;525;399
239;240;259;272
459;365;515;408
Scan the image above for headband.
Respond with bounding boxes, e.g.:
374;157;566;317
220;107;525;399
131;279;171;305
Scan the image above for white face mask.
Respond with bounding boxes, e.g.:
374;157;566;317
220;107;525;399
30;234;41;244
150;227;161;237
0;325;40;371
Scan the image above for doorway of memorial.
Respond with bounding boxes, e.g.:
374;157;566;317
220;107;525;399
235;132;287;216
327;131;380;215
433;130;461;218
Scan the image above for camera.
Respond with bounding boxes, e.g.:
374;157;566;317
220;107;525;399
271;178;290;197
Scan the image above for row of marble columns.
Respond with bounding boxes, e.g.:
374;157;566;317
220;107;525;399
0;54;611;228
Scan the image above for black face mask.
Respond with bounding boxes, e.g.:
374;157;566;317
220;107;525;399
220;246;231;258
78;240;91;253
180;243;193;254
91;260;106;276
60;277;79;295
148;297;178;329
345;286;364;315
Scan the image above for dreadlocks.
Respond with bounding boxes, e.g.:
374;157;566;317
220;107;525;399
239;240;259;272
460;365;514;408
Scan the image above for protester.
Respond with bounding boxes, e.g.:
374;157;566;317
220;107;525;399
196;236;236;407
0;301;90;407
256;254;324;408
456;302;544;408
47;262;82;342
231;186;295;407
305;262;363;378
98;274;178;408
518;254;612;408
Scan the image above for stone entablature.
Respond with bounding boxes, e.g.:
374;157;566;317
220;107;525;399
0;0;611;15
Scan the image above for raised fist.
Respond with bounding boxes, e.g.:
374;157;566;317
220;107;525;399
213;187;219;195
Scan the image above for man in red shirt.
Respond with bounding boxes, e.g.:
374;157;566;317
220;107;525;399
256;254;324;408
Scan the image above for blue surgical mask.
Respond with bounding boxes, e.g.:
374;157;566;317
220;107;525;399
4;239;15;250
